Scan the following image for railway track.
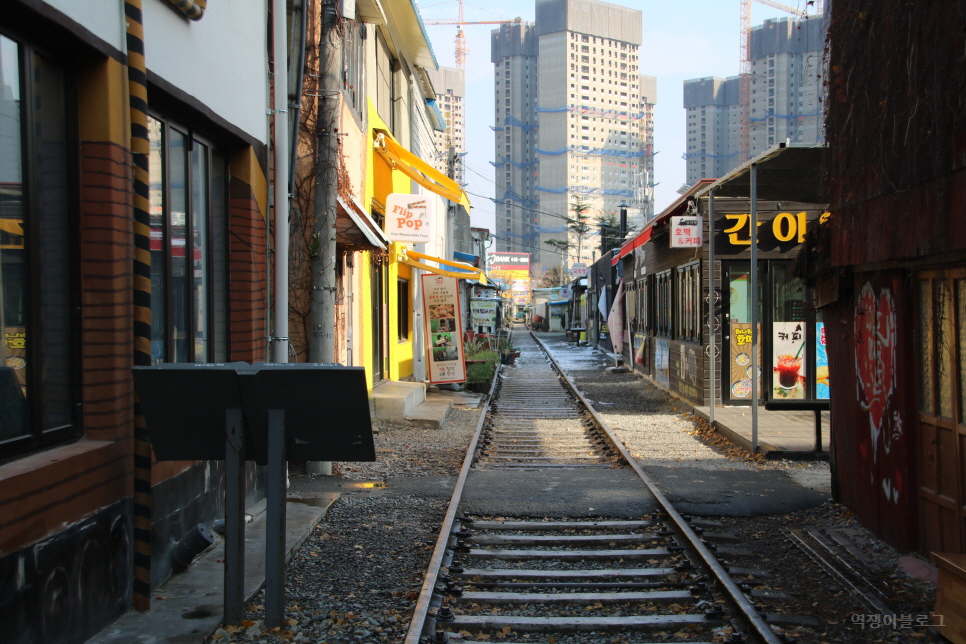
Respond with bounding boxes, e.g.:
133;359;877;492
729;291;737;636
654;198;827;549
404;328;790;644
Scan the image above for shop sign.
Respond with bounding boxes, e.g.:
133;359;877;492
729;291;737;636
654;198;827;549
559;285;572;299
421;275;466;384
470;299;499;328
772;322;806;399
386;193;434;243
721;212;815;247
571;262;588;277
670;216;702;248
729;323;761;399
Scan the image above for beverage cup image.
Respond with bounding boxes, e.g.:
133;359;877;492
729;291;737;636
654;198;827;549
776;354;802;388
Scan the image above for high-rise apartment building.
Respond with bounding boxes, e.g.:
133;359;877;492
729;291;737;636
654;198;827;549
683;15;825;186
427;66;466;184
491;0;654;276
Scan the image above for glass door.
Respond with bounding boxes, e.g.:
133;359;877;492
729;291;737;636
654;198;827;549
723;261;762;403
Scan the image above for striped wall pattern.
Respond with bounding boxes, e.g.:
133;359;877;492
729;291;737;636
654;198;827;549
124;0;154;612
229;179;269;362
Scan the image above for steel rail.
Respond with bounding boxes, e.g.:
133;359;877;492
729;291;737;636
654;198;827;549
530;332;784;644
402;361;502;644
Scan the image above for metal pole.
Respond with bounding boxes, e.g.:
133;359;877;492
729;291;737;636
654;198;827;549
750;164;759;454
223;409;246;625
708;189;716;426
272;0;290;365
265;409;287;628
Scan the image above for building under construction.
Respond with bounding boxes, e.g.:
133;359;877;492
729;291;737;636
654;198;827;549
490;0;656;277
683;15;825;185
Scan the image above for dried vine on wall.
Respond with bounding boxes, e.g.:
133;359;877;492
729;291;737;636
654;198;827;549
289;6;355;363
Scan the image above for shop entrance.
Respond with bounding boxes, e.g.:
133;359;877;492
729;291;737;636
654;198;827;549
917;269;966;555
721;261;824;405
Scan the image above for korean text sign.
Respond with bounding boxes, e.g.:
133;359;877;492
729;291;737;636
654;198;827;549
670;216;702;248
421;275;466;384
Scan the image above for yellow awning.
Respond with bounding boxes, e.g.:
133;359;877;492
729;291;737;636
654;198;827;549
395;246;487;285
371;109;470;211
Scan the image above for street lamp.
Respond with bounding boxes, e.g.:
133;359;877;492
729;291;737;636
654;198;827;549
618;202;628;248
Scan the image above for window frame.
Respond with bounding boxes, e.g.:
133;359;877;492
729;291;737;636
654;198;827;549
655;270;673;338
147;114;229;365
676;262;701;344
397;277;410;342
0;31;81;461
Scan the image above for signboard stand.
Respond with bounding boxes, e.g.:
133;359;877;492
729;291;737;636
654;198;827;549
265;409;286;627
224;408;245;625
133;364;375;629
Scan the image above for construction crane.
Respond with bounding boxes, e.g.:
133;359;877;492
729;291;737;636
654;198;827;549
424;0;518;69
739;0;822;161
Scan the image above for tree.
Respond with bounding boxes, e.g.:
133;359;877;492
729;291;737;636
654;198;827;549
544;238;572;286
596;213;622;254
569;197;593;264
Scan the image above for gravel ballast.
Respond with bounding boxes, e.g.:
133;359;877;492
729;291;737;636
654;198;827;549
206;332;939;644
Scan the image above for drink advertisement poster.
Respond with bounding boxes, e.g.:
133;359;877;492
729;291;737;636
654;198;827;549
421;275;466;384
772;322;806;399
729;323;761;399
385;193;434;243
816;322;830;399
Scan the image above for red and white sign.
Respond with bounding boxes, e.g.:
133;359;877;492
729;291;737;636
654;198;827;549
386;193;434;243
421;274;466;384
570;262;588;277
670;216;702;248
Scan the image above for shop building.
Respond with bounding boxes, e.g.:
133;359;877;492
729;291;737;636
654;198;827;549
613;145;826;413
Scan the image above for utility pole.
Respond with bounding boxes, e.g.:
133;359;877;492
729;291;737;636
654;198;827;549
306;0;340;476
311;0;340;364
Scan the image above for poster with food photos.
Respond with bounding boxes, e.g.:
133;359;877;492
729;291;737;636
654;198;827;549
422;274;466;384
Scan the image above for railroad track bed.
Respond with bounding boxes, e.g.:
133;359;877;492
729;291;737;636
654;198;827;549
219;329;937;644
408;331;796;644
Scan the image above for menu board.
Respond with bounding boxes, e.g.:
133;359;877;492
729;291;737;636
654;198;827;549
729;323;761;400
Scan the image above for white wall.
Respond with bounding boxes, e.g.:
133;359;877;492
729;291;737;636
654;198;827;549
44;0;126;53
142;0;269;143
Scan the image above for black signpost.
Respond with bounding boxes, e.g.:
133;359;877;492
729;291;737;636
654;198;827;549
132;362;375;627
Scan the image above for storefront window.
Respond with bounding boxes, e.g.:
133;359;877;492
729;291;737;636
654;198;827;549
148;115;227;365
655;270;672;337
0;34;75;454
676;262;700;343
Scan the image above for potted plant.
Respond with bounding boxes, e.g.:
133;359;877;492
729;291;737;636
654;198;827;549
498;338;518;366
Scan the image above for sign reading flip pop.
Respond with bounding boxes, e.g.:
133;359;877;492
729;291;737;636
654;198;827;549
386;193;434;243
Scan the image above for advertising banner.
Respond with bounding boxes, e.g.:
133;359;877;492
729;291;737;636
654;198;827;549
772;322;806;399
386;193;434;243
421;275;466;384
470;299;499;328
655;338;670;388
488;252;530;305
729;323;761;400
816;322;830;399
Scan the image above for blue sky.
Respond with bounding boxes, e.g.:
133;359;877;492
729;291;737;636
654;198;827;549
419;0;817;233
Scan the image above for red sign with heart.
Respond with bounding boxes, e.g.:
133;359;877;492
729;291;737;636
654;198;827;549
854;283;897;460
